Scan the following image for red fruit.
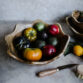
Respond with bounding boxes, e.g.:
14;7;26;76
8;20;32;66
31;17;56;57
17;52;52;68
43;45;56;57
49;24;59;35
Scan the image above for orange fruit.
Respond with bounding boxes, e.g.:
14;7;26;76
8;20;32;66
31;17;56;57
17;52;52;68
23;48;42;61
73;45;83;56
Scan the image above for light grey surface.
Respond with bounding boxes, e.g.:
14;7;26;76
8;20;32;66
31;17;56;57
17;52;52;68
0;0;83;21
0;0;83;83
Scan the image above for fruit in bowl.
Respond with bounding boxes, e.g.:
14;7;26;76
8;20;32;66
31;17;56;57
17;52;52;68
23;48;42;61
43;45;56;58
33;22;45;31
37;31;48;40
47;37;58;46
13;36;30;51
14;23;58;61
5;20;70;65
48;24;59;36
34;40;46;48
23;27;37;41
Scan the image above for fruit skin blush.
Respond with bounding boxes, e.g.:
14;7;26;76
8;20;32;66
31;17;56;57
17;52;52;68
76;65;83;79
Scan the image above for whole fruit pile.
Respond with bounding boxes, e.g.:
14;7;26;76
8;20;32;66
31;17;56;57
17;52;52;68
13;22;60;61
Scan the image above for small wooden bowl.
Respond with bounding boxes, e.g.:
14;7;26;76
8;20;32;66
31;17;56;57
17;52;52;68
66;10;83;39
5;20;70;65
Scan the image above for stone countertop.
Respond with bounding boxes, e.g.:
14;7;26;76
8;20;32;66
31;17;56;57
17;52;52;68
0;21;83;83
0;0;83;83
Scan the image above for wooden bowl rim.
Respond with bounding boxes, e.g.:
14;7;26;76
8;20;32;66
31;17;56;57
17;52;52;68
72;10;83;23
66;16;83;36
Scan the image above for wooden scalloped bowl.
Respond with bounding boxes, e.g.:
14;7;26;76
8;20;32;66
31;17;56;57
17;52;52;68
5;20;70;65
66;10;83;39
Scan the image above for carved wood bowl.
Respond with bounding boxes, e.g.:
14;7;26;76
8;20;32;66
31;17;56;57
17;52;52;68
66;10;83;39
5;20;70;65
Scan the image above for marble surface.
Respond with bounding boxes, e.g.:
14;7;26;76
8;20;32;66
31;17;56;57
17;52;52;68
0;21;83;83
0;0;83;83
0;0;83;21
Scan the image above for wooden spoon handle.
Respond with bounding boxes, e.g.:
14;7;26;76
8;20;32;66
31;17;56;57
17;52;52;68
37;68;59;77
